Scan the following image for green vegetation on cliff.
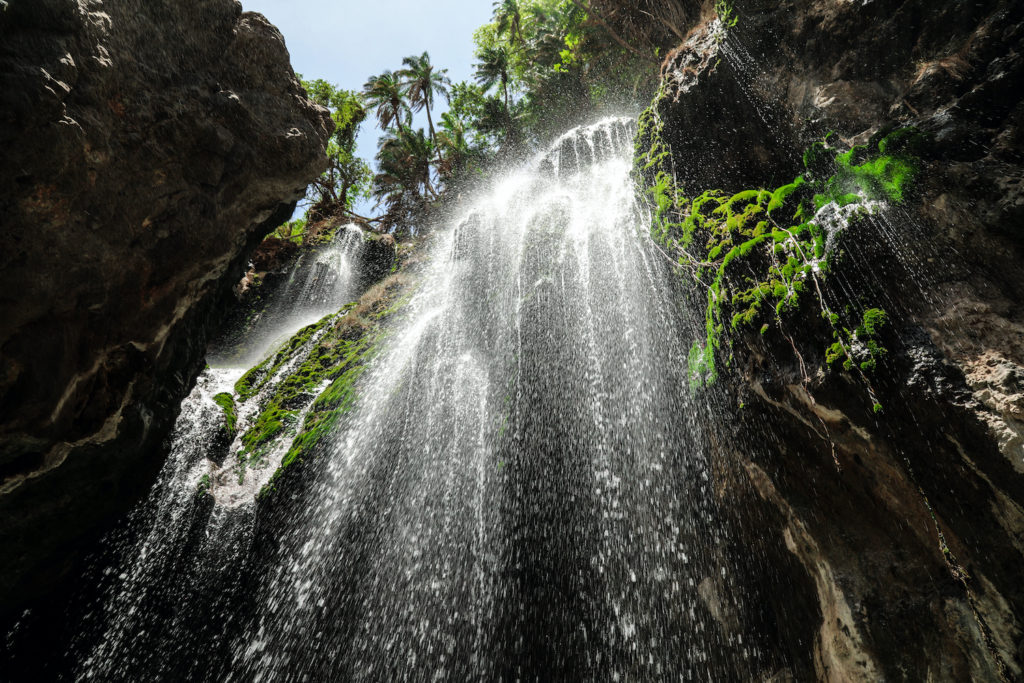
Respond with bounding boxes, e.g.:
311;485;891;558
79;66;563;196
635;92;920;388
280;0;661;239
234;315;335;401
255;269;414;498
212;392;237;435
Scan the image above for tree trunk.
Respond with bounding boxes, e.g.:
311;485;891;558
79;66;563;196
425;96;443;168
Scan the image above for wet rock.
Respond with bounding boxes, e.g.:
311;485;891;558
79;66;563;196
0;0;331;616
648;0;1024;678
359;231;398;287
654;16;801;191
251;237;302;275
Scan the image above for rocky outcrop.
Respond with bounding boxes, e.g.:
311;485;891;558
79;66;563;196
0;0;331;616
639;0;1024;679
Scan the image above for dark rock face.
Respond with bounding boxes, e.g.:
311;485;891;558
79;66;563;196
646;0;1024;679
657;17;801;191
0;0;331;616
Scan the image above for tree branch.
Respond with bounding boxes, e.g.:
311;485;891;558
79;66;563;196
637;8;685;41
567;0;660;64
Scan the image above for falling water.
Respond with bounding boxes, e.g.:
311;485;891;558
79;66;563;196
225;118;746;681
1;226;374;681
211;223;367;368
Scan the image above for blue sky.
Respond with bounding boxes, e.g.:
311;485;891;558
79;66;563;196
242;0;495;214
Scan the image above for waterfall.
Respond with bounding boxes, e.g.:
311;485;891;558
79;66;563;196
29;226;374;680
228;118;739;680
67;367;258;680
14;120;763;680
211;223;367;369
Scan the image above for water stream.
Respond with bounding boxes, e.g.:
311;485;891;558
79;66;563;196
211;224;367;369
49;226;371;680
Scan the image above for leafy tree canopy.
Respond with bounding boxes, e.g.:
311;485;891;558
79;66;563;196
280;0;666;238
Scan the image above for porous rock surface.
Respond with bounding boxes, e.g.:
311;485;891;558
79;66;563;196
646;0;1024;679
0;0;330;616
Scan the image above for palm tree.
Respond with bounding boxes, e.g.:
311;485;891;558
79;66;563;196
493;0;524;47
474;45;512;112
399;51;450;164
362;71;411;132
373;126;437;233
375;127;436;200
436;112;473;182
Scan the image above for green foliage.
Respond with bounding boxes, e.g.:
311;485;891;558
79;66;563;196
493;0;525;46
373;126;436;233
271;217;308;243
363;53;456;233
399;51;451;171
301;78;373;216
714;0;739;28
363;71;412;131
400;52;451;123
469;0;657;146
292;0;661;235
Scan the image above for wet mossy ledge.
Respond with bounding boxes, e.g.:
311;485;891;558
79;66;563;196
633;90;925;405
204;236;420;504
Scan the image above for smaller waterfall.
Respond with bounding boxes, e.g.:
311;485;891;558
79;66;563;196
211;224;366;369
31;225;374;680
68;367;250;680
284;224;367;319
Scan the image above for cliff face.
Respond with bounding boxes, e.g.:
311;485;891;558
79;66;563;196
0;0;331;616
638;0;1024;679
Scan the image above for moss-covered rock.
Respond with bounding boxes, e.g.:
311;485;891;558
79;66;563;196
635;93;919;389
212;393;237;434
234;315;335;401
255;268;415;499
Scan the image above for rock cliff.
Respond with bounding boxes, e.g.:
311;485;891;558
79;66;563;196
636;0;1024;678
0;0;330;616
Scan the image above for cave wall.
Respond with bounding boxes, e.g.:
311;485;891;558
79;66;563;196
0;0;331;617
647;0;1024;678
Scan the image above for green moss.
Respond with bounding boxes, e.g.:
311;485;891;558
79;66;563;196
234;356;271;401
253;274;415;499
258;331;382;498
634;91;917;391
859;307;888;336
234;315;335;401
240;405;299;463
212;392;237;434
825;308;889;374
809;130;921;209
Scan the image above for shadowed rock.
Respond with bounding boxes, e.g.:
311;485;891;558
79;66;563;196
0;0;332;616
